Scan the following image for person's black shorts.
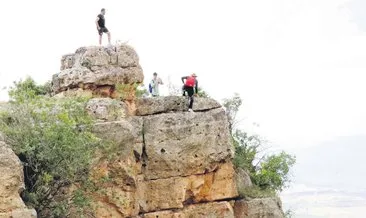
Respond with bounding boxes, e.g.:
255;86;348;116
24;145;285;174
183;85;194;97
98;27;109;36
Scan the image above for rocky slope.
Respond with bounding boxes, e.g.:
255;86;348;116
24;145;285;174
0;44;285;218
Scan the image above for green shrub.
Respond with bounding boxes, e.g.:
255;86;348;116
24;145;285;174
253;152;296;191
197;87;209;98
0;78;101;217
8;76;51;102
223;94;296;195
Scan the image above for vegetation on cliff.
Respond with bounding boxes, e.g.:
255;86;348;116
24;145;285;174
223;93;296;197
0;77;98;217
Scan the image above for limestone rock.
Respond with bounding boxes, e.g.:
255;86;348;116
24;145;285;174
234;198;285;218
138;176;187;212
53;88;94;99
86;98;127;121
52;45;144;94
143;201;235;218
92;118;143;147
0;141;36;218
139;162;238;213
0;209;37;218
135;96;221;116
89;119;144;217
143;108;234;179
235;168;253;194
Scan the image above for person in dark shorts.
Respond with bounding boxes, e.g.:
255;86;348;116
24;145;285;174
182;73;198;112
95;8;111;46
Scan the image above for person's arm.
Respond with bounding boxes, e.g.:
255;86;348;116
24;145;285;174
181;76;187;84
95;16;100;29
158;78;163;85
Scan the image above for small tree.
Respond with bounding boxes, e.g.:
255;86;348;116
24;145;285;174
253;152;296;191
8;76;51;102
222;94;296;195
222;93;242;131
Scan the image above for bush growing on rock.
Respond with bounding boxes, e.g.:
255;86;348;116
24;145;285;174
222;94;296;196
0;78;100;217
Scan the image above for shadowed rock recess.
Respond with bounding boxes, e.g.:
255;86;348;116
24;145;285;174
0;45;285;218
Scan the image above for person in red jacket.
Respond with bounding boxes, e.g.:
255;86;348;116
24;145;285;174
181;73;198;112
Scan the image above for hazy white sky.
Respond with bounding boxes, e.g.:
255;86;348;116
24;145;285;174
1;0;366;216
1;0;365;150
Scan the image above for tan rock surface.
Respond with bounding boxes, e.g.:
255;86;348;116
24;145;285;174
52;45;144;94
86;98;127;121
143;201;235;218
139;162;238;213
135;96;221;116
0;141;36;218
143;108;234;179
235;168;253;193
234;198;285;218
89;119;144;217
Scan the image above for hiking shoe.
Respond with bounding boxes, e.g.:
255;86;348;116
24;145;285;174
188;109;194;112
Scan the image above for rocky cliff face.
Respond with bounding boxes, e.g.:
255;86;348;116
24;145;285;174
0;141;37;218
0;45;285;218
85;95;238;217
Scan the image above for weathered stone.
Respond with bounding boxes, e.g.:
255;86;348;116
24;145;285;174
91;187;139;218
135;96;222;116
53;45;144;94
138;176;188;212
143;201;235;218
0;209;37;218
139;162;238;212
187;162;238;203
86;98;127;121
53;88;94;99
88;119;143;217
143;108;234;179
92;118;143;146
0;141;37;217
235;168;253;194
234;198;285;218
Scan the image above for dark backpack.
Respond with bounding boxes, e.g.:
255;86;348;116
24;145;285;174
149;83;153;93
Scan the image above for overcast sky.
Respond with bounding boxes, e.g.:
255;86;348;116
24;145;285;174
0;0;365;217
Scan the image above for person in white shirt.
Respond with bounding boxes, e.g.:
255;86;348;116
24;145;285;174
149;72;163;97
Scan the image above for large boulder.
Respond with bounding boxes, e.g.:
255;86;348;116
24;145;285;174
138;162;238;213
142;108;234;179
234;198;285;218
0;141;36;218
52;45;144;94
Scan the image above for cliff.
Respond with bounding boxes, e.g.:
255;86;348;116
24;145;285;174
0;45;284;218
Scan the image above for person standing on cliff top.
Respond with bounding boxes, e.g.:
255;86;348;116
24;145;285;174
149;72;164;97
182;73;198;112
95;8;111;46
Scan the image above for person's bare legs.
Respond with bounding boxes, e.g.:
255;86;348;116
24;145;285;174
99;34;103;45
107;32;111;45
